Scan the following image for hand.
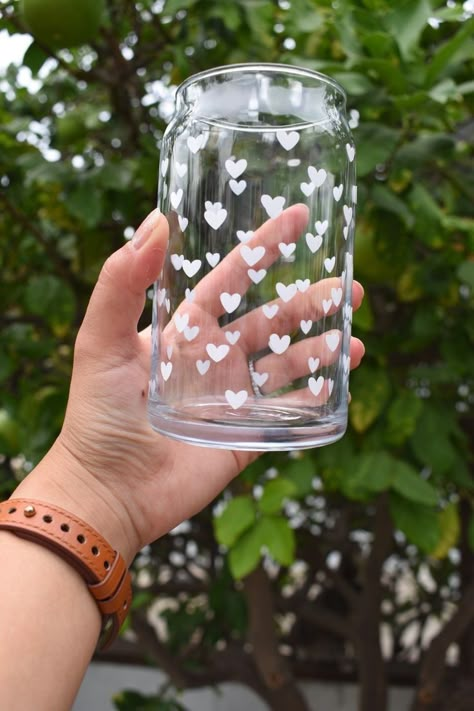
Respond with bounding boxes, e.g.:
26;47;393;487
15;208;365;563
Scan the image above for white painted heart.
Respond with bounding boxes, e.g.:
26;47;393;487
185;288;195;303
346;143;355;162
170;253;184;271
352;185;358;204
301;319;312;335
184;325;199;341
175;162;187;178
161;361;172;381
196;359;210;375
225;330;241;345
263;303;279;319
331;287;343;307
162;183;168;199
225;158;247;179
333;184;343;202
324;256;336;273
261;194;285;219
174;312;189;333
253;371;269;388
166;345;173;360
296;278;310;292
157;288;166;305
343;226;349;240
165;298;170;313
269;333;291;355
170;188;183;209
248;268;266;284
276;282;298;303
325;332;340;352
279;242;296;258
328;378;335;395
343;205;353;225
183;259;202;278
241;244;265;267
343;354;351;373
343;304;353;321
206;252;220;268
225;389;248;410
237;230;253;243
204;203;227;230
305;232;323;253
307;167;327;187
187;134;205;154
206;343;230;362
229;179;247;196
277;130;300;151
220;292;241;313
308;357;320;373
315;220;329;236
309;375;324;397
300;181;316;197
322;298;332;314
161;157;169;177
178;215;188;232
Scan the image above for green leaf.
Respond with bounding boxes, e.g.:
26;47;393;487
371;184;415;229
349;366;391;433
259;515;296;567
283;455;315;497
333;72;375;96
385;390;423;446
383;0;432;61
391;463;438;507
22;42;49;75
458;261;474;289
24;275;76;327
228;522;263;579
341;451;395;500
389;493;441;553
425;17;474;86
431;503;460;560
258;477;298;514
66;183;104;228
356;124;401;177
429;78;462;104
164;0;198;13
395;134;455;169
214;496;256;547
411;406;458;477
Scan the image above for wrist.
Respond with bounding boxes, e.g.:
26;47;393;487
11;436;140;566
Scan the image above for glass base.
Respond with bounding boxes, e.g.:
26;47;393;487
148;398;347;451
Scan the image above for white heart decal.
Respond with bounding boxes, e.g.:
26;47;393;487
174;312;189;333
261;194;285;219
185;288;195;303
183;259;202;278
165;298;170;313
308;166;327;187
248;268;266;284
166;345;173;359
333;184;343;202
346;143;355;162
279;242;296;258
308;357;320;373
263;303;279;319
325;332;340;352
328;378;335;395
343;226;349;240
343;205;353;225
157;288;166;305
204;202;227;230
269;333;291;355
229;179;247;196
161;158;169;177
220;292;241;313
343;304;353;321
343;353;351;373
170;253;184;270
225;330;241;345
276;282;298;303
296;278;310;292
315;220;329;236
175;162;187;178
331;287;343;307
163;183;168;199
352;185;358;204
322;298;332;314
253;371;269;388
309;375;324;397
324;256;336;273
206;252;220;268
241;244;265;267
277;130;300;151
301;319;312;335
225;389;248;409
196;359;210;375
206;343;230;362
305;232;323;253
300;181;316;197
237;230;254;243
161;361;172;381
187;134;205;154
225;158;247;179
184;325;199;341
178;215;188;232
170;188;183;209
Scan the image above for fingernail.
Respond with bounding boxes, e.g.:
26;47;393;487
132;208;161;250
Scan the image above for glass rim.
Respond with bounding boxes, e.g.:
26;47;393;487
176;62;347;103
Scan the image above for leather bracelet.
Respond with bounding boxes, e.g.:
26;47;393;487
0;498;132;650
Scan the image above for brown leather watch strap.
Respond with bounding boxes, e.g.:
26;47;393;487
0;498;132;649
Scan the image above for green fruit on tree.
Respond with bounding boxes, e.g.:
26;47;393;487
20;0;105;49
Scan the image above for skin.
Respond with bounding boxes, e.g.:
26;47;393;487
0;208;364;710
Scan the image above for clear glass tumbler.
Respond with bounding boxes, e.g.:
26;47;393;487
149;63;356;450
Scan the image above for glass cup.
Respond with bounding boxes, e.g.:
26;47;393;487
148;63;356;450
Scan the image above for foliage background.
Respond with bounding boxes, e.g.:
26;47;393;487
0;1;473;710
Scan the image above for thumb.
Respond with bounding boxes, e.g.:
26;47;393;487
78;209;168;355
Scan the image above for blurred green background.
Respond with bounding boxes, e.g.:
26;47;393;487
0;1;473;709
